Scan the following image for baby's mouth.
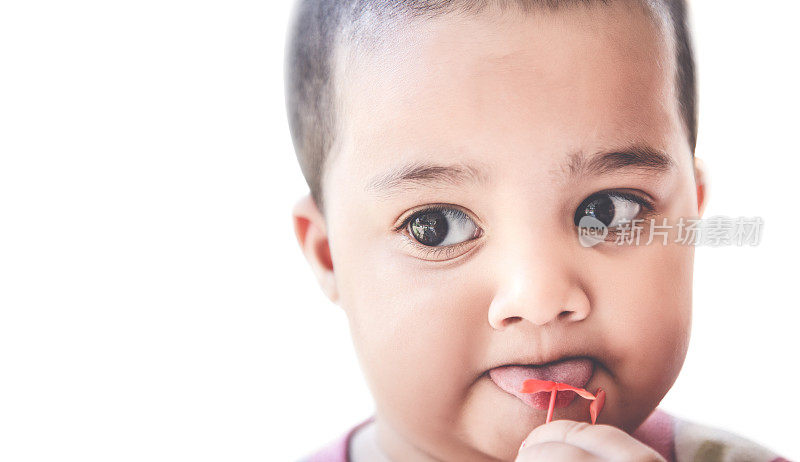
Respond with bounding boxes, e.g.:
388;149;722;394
488;357;594;410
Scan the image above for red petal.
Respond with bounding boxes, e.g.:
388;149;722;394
520;379;557;394
553;383;598;400
589;388;606;424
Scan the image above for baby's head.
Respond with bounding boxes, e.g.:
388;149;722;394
287;0;706;460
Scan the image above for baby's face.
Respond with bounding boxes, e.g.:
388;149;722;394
316;2;702;460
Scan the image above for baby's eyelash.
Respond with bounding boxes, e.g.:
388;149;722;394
393;204;458;232
607;191;655;212
398;237;467;259
394;205;454;231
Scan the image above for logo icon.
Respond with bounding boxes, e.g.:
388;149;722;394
578;216;607;247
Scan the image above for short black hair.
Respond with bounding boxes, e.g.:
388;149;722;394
285;0;696;216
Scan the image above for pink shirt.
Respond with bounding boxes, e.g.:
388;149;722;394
300;409;790;462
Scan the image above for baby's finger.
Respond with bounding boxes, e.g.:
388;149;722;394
520;420;665;461
516;441;602;462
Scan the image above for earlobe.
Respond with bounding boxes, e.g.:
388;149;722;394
693;157;708;218
292;194;339;304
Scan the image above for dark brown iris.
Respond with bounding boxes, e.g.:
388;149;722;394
574;194;615;227
410;211;448;246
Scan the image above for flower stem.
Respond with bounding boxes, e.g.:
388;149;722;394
546;390;556;423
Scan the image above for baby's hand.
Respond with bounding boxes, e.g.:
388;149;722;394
515;420;665;462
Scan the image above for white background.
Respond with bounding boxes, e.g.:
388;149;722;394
0;1;798;461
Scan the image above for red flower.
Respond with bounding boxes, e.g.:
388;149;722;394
520;379;606;424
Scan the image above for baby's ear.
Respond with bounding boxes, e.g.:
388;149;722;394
292;194;338;304
693;157;708;217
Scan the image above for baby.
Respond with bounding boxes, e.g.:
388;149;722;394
285;0;786;461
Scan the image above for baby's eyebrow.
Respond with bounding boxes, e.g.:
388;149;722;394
364;160;492;199
565;144;677;178
365;143;676;199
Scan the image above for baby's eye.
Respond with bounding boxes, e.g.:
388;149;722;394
573;191;653;228
399;205;482;248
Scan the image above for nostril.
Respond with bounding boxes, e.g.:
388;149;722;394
558;310;576;321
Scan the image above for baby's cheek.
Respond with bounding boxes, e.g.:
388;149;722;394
343;261;483;438
601;244;693;429
617;310;689;391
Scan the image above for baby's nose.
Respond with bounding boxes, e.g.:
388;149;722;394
486;245;591;330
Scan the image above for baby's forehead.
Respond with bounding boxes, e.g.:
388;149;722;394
330;2;685;186
334;0;673;83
